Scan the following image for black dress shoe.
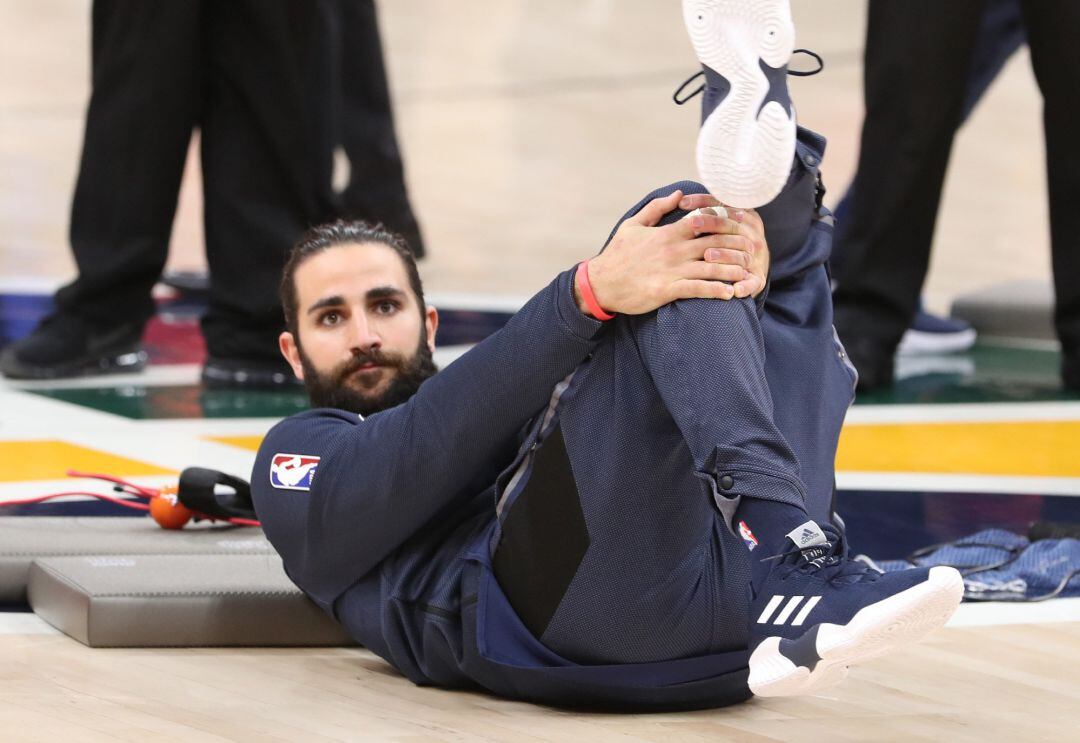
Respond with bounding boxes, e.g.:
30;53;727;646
201;356;301;390
0;313;146;380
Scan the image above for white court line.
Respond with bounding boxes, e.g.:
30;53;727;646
59;430;259;478
845;401;1080;425
0;386;136;436
947;597;1080;627
136;418;279;436
0;387;258;477
0;364;202;391
0;348;476;392
836;472;1080;497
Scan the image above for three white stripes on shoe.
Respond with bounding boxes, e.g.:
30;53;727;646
756;595;822;626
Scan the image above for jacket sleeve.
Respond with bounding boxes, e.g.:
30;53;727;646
252;267;603;607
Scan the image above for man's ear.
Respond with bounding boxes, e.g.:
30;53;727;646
425;306;439;354
279;331;304;380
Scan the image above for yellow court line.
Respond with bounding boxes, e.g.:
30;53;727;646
208;435;264;453
0;441;174;483
211;423;1080;479
837;420;1080;478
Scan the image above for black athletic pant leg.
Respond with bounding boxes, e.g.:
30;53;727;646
831;0;985;357
335;0;425;256
199;0;337;361
1019;0;1080;357
56;0;202;326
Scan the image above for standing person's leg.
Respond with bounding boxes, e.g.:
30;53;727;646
199;0;336;386
1;0;201;379
831;0;1025;265
1017;0;1080;389
964;0;1026;111
831;0;985;389
335;0;425;257
832;0;1023;357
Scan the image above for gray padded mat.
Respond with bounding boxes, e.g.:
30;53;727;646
28;553;354;647
0;517;274;604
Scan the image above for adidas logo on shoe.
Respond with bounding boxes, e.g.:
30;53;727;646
755;595;822;626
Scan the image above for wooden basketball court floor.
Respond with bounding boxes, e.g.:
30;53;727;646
2;1;1078;740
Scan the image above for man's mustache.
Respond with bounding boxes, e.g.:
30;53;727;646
333;349;407;383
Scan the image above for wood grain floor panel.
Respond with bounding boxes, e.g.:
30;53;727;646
1;623;1076;742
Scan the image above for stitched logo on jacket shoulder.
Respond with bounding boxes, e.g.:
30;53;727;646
270;453;320;491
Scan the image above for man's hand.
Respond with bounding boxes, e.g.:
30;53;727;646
575;190;771;317
677;193;769;300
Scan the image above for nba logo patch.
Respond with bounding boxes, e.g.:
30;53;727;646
738;520;759;551
270;453;320;491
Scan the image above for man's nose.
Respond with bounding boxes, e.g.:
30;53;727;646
348;312;382;352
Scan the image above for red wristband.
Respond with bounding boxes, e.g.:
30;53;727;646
576;260;616;321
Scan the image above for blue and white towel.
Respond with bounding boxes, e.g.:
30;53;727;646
867;529;1080;601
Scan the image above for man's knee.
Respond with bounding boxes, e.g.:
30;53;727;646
635;294;762;355
660;294;759;324
601;180;710;251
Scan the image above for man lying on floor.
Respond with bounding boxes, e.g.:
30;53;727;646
250;128;963;711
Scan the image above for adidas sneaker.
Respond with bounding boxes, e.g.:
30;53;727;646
747;520;963;697
681;0;798;208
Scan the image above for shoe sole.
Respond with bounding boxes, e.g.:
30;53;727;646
748;565;964;697
682;0;796;208
0;346;147;380
897;327;978;356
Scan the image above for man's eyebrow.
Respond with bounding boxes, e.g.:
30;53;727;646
306;295;345;315
306;287;406;315
365;286;407;302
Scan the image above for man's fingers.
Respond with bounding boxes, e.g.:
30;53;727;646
670;279;736;301
732;275;765;299
696;232;755;256
678;193;725;212
702;246;752;268
628;190;684;227
740;207;764;233
687;261;747;283
676;234;755;264
673;214;748;240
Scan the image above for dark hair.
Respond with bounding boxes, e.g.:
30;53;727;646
281;220;425;338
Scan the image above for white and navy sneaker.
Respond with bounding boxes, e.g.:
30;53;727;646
681;0;797;208
747;521;963;698
898;306;978;356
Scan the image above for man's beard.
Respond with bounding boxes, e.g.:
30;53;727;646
298;335;437;416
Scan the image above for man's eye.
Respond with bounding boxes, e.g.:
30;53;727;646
375;300;398;315
319;311;342;325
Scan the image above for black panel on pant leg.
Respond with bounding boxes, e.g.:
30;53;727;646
492;423;590;639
